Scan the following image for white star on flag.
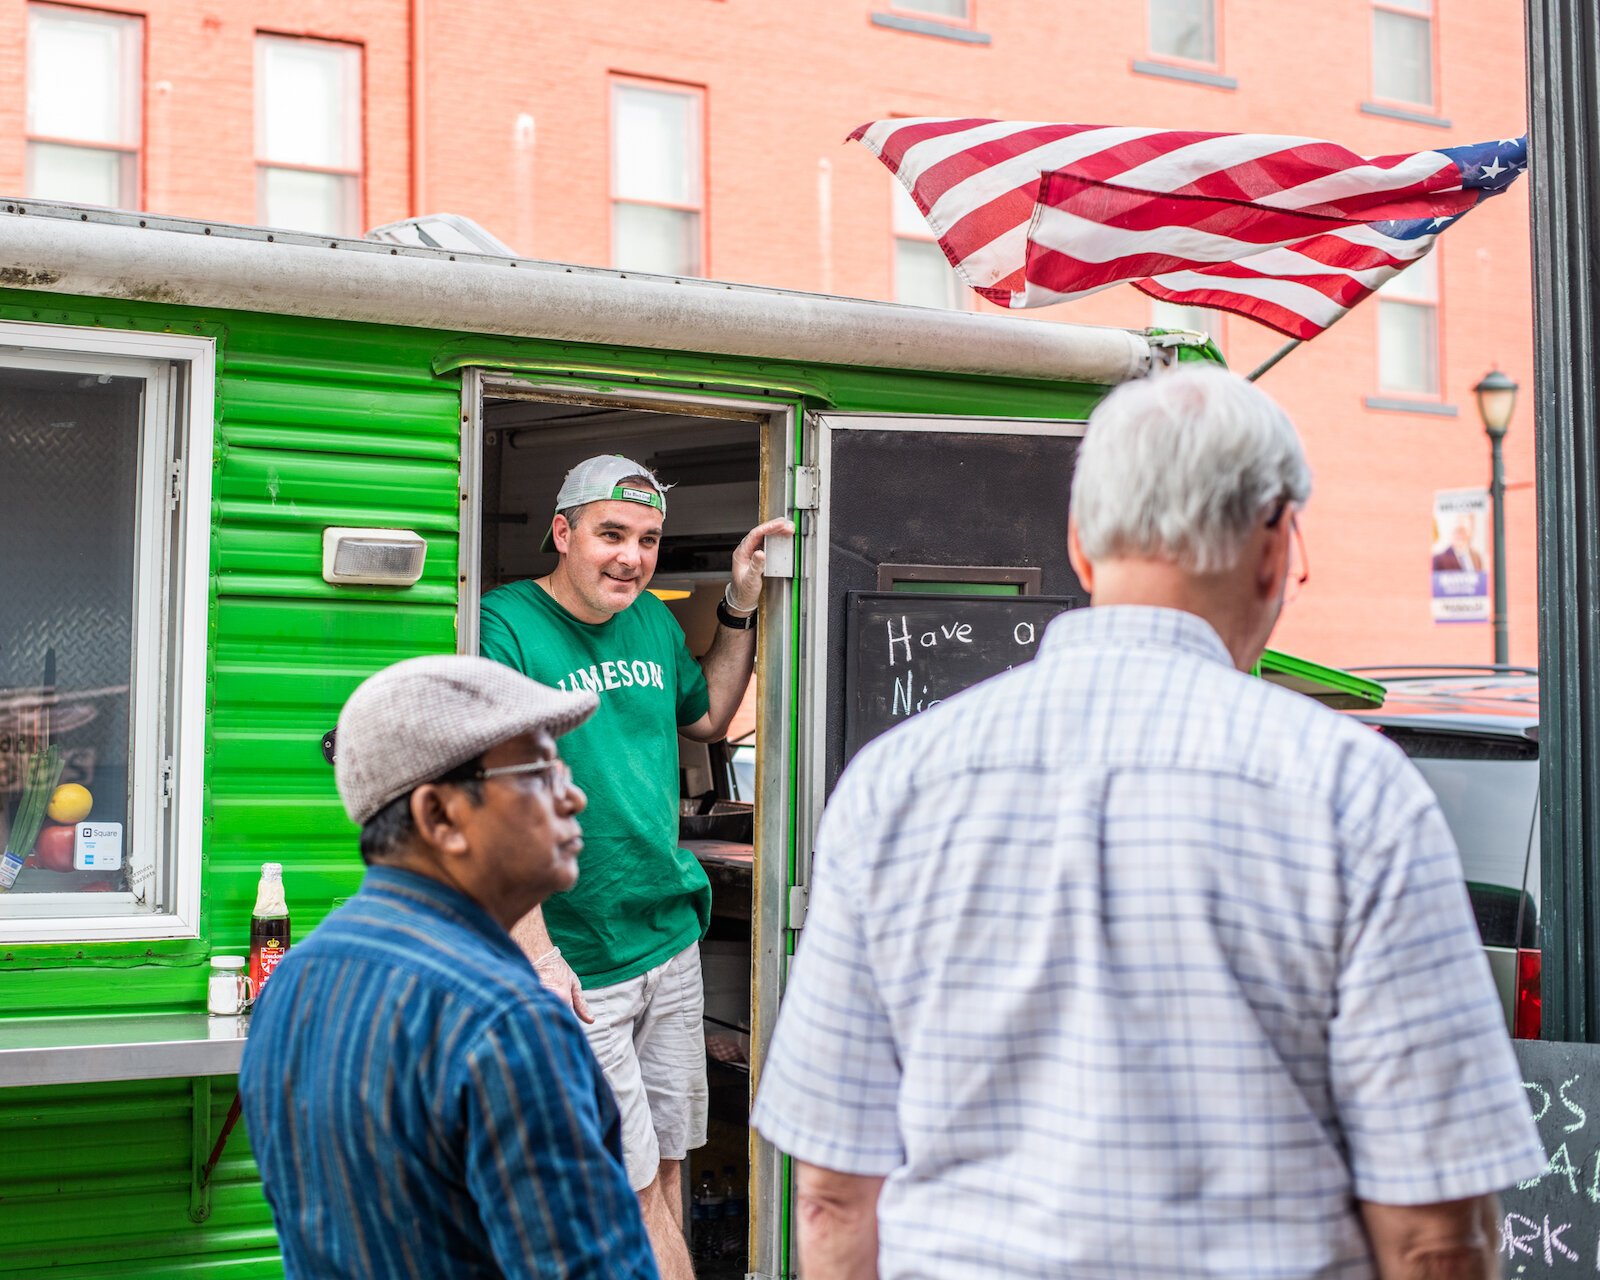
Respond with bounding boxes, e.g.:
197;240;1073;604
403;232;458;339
1480;156;1509;181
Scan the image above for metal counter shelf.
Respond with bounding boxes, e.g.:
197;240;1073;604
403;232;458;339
0;1012;249;1089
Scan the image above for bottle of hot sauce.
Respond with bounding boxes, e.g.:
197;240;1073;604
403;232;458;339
249;862;291;1000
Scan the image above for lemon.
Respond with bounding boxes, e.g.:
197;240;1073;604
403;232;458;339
47;783;92;824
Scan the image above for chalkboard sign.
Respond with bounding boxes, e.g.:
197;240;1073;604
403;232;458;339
843;591;1084;764
1502;1039;1600;1274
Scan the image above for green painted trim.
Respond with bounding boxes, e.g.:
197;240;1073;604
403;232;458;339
890;580;1022;595
0;939;211;969
1255;649;1387;710
1147;327;1228;367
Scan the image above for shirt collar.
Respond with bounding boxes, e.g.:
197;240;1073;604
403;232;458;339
357;864;525;961
1040;604;1235;669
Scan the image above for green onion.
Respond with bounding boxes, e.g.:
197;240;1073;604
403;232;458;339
8;744;64;864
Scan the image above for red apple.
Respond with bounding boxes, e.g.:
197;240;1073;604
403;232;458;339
33;823;75;873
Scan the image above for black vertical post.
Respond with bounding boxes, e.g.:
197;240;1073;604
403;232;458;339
1489;430;1509;667
1527;0;1600;1041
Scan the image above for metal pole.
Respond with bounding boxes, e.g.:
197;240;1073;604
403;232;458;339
1245;338;1301;382
1490;431;1509;666
1527;0;1600;1041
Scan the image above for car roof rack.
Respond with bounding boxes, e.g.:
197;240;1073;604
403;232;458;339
1345;664;1539;679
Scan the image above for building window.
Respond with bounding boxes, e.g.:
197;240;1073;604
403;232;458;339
1149;0;1217;64
1372;0;1433;106
1377;252;1440;396
611;80;705;278
893;181;966;310
256;34;364;236
0;324;214;944
893;0;972;20
1150;298;1224;354
25;5;143;208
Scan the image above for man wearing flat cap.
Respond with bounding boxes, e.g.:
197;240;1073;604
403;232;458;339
239;655;657;1280
480;454;789;1279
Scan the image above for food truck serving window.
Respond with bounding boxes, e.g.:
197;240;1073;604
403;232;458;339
0;324;213;944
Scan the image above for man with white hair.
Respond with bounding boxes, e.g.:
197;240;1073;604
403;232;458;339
752;366;1545;1280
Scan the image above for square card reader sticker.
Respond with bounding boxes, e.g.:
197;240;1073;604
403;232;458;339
74;823;124;871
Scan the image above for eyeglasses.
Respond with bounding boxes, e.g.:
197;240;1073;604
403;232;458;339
471;758;575;796
1266;500;1310;603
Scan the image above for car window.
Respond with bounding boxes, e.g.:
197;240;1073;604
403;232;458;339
1378;727;1539;946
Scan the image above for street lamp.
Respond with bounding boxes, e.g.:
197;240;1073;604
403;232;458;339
1473;368;1519;666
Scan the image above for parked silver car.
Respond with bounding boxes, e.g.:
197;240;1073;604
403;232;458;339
1352;668;1541;1037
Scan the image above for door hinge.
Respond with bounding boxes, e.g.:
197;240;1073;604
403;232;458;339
787;884;809;930
161;758;175;805
793;466;821;511
167;460;186;509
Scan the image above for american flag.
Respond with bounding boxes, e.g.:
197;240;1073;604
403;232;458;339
851;119;1528;340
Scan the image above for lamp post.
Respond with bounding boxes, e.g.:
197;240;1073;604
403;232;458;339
1473;369;1519;667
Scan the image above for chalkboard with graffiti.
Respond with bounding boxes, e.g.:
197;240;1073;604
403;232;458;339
1503;1040;1600;1273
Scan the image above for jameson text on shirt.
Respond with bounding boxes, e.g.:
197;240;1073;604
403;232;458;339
555;660;668;694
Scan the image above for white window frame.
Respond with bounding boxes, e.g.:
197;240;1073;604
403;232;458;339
1371;0;1435;109
890;0;974;24
1376;252;1441;397
1150;298;1223;352
1148;0;1219;67
0;323;214;944
254;33;365;237
892;179;968;311
609;77;707;278
25;3;144;208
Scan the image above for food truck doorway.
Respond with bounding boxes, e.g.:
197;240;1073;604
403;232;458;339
460;373;799;1278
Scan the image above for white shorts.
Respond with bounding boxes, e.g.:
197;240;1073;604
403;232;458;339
581;942;709;1192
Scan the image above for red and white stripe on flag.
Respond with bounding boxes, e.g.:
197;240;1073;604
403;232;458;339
849;118;1489;339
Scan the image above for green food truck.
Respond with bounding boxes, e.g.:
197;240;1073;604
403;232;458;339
0;200;1381;1279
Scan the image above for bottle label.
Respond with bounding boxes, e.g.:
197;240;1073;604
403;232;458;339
251;937;288;996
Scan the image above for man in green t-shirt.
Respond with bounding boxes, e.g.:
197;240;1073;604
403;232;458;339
480;453;789;1280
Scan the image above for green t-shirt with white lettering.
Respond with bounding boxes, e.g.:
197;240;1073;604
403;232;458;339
479;580;712;986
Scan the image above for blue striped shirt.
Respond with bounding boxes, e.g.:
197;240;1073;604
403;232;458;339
753;605;1546;1280
240;865;656;1279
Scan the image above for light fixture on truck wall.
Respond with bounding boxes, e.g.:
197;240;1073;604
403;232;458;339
322;528;427;587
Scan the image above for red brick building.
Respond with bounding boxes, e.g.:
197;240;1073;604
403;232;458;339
0;0;1536;668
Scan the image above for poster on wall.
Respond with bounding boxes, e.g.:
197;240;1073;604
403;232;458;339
1431;487;1490;624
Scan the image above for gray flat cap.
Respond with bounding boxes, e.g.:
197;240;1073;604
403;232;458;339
335;655;598;825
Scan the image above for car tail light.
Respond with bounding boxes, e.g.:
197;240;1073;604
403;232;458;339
1514;948;1542;1039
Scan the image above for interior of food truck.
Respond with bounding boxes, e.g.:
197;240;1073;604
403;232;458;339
474;385;780;1274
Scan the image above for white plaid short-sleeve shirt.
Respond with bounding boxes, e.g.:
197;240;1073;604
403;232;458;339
753;605;1545;1280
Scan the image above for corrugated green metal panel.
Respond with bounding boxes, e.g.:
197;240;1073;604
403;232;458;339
0;1079;280;1279
204;342;461;958
221;373;461;459
2;299;459;1275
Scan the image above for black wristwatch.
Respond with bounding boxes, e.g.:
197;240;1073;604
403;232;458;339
716;597;757;631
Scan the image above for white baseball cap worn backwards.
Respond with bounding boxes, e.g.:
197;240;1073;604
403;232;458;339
540;455;667;552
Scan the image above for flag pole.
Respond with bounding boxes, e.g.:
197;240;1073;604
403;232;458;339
1245;339;1302;382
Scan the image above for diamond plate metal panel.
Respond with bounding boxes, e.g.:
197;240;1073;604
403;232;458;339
0;370;139;881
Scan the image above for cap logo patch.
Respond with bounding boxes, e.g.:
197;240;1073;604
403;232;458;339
612;485;663;509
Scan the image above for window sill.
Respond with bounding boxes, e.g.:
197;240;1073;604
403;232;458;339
1363;395;1459;417
1361;101;1452;129
870;12;992;44
1131;60;1237;91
